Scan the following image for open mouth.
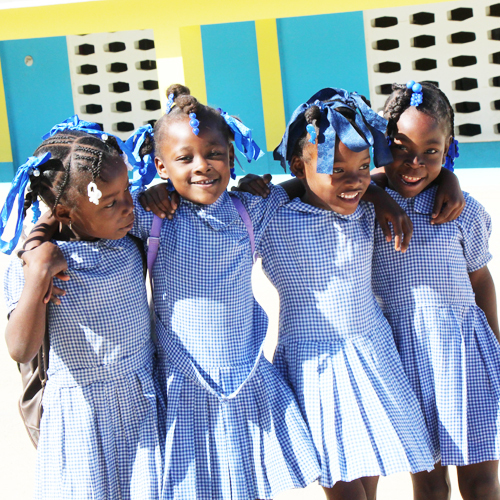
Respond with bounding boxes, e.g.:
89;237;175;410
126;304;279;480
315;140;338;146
190;178;218;187
400;174;425;186
338;191;361;203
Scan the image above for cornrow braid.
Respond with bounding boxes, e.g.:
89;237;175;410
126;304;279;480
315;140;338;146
25;130;123;218
383;82;455;139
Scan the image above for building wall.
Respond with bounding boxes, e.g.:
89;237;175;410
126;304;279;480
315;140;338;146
0;0;499;177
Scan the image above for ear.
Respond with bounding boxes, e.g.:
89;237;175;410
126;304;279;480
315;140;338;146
228;143;235;168
155;156;170;181
442;135;453;165
290;155;306;179
53;204;72;227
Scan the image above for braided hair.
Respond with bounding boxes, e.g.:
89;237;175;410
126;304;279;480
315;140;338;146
24;130;123;219
383;82;454;139
152;84;234;157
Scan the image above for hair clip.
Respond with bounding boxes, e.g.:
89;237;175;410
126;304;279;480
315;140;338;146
306;124;317;144
166;93;175;114
407;80;423;106
87;181;102;205
101;133;109;142
189;112;200;135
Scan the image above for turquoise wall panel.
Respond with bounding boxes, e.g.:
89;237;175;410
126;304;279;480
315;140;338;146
277;12;370;122
0;161;14;181
0;37;74;169
201;21;278;174
455;142;500;169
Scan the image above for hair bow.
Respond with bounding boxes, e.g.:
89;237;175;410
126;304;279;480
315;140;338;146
444;138;459;172
0;153;51;254
42;115;105;141
274;88;393;174
218;110;264;179
124;125;158;191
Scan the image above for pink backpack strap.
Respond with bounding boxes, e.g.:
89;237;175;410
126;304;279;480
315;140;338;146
230;195;256;263
147;214;163;278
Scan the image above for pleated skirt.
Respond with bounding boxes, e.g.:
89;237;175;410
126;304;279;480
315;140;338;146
273;330;436;487
35;361;163;500
387;304;500;466
156;352;320;500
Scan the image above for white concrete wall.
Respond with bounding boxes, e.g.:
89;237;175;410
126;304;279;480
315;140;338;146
0;168;498;498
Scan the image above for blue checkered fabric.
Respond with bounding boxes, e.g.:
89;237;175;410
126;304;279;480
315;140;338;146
4;237;163;499
372;185;499;466
131;186;320;500
258;198;436;487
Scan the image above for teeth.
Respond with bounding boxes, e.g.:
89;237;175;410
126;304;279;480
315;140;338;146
402;175;421;182
339;192;359;199
193;180;214;185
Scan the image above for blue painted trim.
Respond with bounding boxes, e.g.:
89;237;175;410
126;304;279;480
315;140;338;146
0;161;14;181
277;12;370;122
0;37;74;167
454;142;500;169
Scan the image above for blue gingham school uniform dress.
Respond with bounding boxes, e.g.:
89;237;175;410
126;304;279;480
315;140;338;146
259;198;435;487
131;186;320;500
4;237;163;500
372;186;499;466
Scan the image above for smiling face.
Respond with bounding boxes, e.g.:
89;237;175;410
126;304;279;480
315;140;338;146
291;139;371;215
385;106;452;198
154;116;234;205
55;155;134;241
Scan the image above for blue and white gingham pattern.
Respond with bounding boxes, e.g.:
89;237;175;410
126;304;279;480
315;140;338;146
372;185;499;466
131;186;320;500
4;237;163;499
258;198;435;487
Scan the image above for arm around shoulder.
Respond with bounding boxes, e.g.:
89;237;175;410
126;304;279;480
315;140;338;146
6;243;67;363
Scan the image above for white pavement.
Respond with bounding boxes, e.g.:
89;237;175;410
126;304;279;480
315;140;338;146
0;169;499;499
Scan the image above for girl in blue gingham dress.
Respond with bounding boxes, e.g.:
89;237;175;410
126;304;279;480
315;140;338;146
130;85;319;499
2;128;163;500
372;82;500;499
257;89;435;500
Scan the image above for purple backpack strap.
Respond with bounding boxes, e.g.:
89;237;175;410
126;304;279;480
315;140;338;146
230;195;256;263
147;214;163;278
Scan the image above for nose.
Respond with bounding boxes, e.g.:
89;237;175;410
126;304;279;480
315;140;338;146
406;154;424;169
194;156;212;173
123;191;134;215
341;170;363;187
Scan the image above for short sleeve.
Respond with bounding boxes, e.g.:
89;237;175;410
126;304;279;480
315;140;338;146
3;257;25;317
130;189;154;242
458;193;492;273
231;184;289;247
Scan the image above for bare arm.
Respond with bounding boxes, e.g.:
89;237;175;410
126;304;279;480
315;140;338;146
469;266;499;341
6;243;68;363
362;183;413;252
231;173;305;200
20;211;58;253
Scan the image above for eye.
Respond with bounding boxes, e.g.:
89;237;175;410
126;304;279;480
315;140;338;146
393;144;407;151
105;200;116;209
332;167;344;174
126;183;131;192
424;149;438;154
176;155;192;162
360;164;370;170
208;150;224;158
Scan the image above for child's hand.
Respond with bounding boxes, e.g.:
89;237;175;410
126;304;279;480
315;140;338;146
21;242;69;305
431;168;465;225
139;184;180;219
375;197;413;253
231;174;272;198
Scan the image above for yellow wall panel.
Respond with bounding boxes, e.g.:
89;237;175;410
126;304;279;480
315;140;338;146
0;58;13;163
179;25;207;105
255;19;286;152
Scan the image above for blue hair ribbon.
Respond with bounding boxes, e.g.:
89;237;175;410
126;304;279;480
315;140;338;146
218;110;264;179
42;115;105;141
274;88;392;174
123;125;158;191
444;138;459;172
0;152;51;255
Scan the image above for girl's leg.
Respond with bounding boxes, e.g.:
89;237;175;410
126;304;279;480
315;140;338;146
411;462;451;500
323;476;379;500
456;460;500;500
360;476;379;500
